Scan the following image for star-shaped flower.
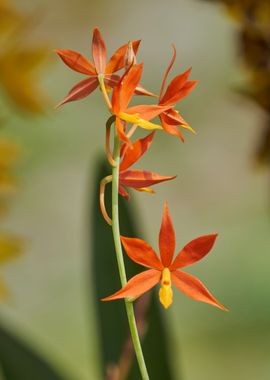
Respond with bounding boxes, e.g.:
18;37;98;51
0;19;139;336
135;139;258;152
55;28;152;107
158;46;198;141
111;63;170;142
100;133;176;224
103;202;227;310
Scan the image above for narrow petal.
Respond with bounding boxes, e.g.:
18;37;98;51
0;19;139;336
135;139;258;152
126;104;171;120
116;117;129;143
170;234;218;270
55;77;98;108
160;114;185;142
55;49;95;75
160;68;192;105
92;27;107;74
102;269;161;301
161;79;198;106
135;85;156;97
119;170;176;188
134;187;155;194
105;40;141;74
171;270;227;310
121;236;163;270
119;185;130;199
120;132;155;171
118;112;163;130
120;63;143;110
162;110;195;133
159;201;175;267
104;74;120;88
159;44;177;100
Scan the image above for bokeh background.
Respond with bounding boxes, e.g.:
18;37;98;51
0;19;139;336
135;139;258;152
1;0;270;379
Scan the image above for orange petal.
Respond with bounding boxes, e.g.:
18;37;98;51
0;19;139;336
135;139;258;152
126;104;171;121
171;270;227;310
120;132;155;171
159;202;175;267
105;40;141;74
135;85;156;97
118;185;130;199
119;170;176;188
160;68;192;105
104;74;120;88
92;27;107;74
55;49;96;75
121;236;163;270
170;234;218;270
160;114;185;142
102;269;161;301
116;118;129;143
162;79;198;106
120;63;143;110
162;109;188;126
159;44;177;100
55;77;98;108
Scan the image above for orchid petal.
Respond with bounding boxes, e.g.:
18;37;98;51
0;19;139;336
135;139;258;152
105;40;141;74
170;234;218;270
104;74;120;88
121;236;163;270
159;202;175;267
120;64;143;110
161;79;198;106
92;27;106;74
171;270;227;310
55;49;95;75
160;68;192;105
135;85;156;97
134;187;155;194
55;77;98;108
160;114;185;142
126;104;171;120
119;170;176;188
159;44;177;100
120;132;155;171
118;113;163;130
118;185;130;199
116;117;129;143
102;269;161;301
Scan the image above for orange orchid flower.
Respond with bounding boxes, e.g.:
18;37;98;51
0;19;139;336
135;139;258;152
100;133;176;224
118;132;176;198
55;28;153;107
111;63;171;142
103;202;227;310
158;46;198;141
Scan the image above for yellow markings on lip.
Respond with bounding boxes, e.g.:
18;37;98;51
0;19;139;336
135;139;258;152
118;112;163;130
159;267;173;309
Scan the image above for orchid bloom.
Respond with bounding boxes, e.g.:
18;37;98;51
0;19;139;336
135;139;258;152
55;28;152;108
103;202;227;310
111;63;171;142
158;46;198;141
100;133;176;224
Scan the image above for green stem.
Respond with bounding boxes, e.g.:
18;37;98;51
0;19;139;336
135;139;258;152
111;126;150;380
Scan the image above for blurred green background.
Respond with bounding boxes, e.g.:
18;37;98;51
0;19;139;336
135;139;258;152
1;0;270;379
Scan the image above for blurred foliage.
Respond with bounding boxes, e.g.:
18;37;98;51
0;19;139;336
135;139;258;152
0;0;49;115
203;0;270;167
91;158;176;380
0;321;65;380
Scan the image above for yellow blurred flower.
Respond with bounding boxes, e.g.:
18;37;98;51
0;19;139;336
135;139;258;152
0;0;49;114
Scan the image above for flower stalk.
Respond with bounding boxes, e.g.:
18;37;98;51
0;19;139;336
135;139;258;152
111;125;150;380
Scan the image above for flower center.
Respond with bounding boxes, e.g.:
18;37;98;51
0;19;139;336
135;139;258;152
159;268;173;309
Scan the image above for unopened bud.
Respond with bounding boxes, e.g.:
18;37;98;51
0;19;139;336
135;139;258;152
124;41;136;69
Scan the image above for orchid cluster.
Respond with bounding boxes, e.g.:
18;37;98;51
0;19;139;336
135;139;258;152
56;27;226;380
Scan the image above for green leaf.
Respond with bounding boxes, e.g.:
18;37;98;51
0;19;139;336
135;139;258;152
0;322;66;380
91;158;178;379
